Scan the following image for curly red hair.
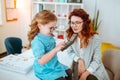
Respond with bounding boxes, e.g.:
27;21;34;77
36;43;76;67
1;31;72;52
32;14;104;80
66;8;97;48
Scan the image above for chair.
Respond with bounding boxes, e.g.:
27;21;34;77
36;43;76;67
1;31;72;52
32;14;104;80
103;49;120;80
4;37;22;55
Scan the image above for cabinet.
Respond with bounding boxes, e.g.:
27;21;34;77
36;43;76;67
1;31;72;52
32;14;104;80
32;1;83;39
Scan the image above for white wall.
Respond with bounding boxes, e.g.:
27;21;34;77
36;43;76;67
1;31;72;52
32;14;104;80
84;0;120;47
0;0;120;53
0;0;32;53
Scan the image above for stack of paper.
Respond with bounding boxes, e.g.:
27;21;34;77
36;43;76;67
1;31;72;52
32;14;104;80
0;49;34;74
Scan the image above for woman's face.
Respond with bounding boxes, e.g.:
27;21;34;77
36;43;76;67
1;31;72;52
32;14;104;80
70;16;83;33
38;21;57;36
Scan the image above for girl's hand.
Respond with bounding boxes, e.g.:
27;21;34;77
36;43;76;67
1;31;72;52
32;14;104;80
79;70;90;80
78;59;86;76
55;41;66;52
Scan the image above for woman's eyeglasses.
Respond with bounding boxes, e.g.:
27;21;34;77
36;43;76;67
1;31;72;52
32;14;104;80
69;21;83;27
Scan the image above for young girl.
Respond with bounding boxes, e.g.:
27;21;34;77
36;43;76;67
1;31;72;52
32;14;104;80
66;9;110;80
28;10;72;80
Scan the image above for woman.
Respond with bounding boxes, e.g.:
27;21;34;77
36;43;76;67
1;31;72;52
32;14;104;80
66;8;110;80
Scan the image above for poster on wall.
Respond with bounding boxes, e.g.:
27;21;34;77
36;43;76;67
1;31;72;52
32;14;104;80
5;0;16;8
0;0;2;25
6;9;17;21
5;0;17;22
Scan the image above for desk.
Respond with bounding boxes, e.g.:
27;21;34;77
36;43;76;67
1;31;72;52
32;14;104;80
0;39;72;80
0;49;39;80
0;69;39;80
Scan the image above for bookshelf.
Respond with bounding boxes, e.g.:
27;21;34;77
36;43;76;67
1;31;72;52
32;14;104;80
32;0;83;39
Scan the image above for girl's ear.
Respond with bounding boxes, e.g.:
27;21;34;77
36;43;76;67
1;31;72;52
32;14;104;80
38;23;42;29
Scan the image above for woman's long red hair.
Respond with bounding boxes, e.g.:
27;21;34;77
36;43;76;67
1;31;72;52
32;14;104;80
66;8;98;48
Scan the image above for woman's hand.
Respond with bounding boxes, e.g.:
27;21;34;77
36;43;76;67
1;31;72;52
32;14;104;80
78;59;86;76
79;70;90;80
55;41;66;52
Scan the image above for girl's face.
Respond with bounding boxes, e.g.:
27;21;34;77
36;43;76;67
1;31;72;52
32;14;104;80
70;16;83;33
38;21;57;36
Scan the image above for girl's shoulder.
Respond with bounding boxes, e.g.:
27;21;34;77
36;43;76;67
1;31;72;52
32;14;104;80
31;35;42;45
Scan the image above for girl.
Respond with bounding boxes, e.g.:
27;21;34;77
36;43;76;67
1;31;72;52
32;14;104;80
66;9;110;80
28;10;72;80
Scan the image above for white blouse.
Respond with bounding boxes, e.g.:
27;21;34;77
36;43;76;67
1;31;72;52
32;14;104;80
74;37;84;59
74;37;94;73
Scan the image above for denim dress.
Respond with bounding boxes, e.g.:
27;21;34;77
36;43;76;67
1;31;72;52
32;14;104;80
31;33;68;80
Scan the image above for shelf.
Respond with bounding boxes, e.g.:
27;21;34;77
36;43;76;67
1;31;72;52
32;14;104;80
32;1;83;38
33;2;83;6
55;28;66;32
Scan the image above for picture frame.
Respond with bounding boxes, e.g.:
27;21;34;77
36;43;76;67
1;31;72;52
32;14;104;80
5;0;17;22
0;0;2;25
5;0;16;8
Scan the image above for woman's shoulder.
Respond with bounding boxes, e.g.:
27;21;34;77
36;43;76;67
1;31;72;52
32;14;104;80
91;34;101;42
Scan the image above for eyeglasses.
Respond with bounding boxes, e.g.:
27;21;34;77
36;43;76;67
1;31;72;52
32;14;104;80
70;21;83;27
50;26;57;32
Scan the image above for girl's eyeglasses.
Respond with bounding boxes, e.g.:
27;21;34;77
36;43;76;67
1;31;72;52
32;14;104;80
50;26;57;32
